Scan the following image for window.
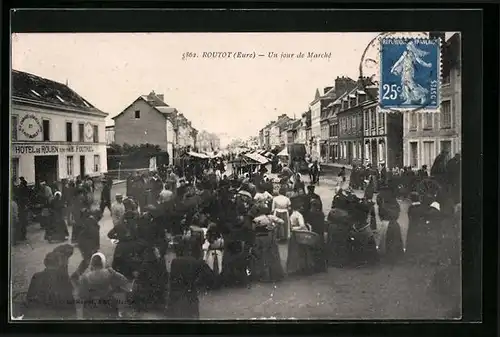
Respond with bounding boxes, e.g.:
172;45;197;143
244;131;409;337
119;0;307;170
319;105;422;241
443;74;450;85
12;115;18;140
410;112;418;130
353;116;357;129
78;123;85;142
93;125;99;142
11;158;19;184
423;113;433;130
135;110;141;119
364;111;369;130
441;100;452;128
371;109;376;129
423;141;435;168
42;120;50;141
67;156;74;177
410;142;418;168
93;155;100;172
342;101;348;110
357;115;362;130
66;122;73;142
440;141;452;161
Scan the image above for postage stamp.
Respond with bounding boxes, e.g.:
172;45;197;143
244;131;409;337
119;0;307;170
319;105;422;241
378;37;441;112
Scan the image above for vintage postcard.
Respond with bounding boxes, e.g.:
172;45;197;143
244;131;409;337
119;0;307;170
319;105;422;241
10;31;461;321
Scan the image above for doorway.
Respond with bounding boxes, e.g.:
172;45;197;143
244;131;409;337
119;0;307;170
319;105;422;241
371;140;378;166
80;155;86;177
34;155;58;185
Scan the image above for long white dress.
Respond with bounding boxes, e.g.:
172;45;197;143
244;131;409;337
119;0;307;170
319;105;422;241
272;195;291;240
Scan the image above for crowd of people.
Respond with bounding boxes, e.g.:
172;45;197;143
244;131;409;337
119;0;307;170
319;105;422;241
13;150;460;320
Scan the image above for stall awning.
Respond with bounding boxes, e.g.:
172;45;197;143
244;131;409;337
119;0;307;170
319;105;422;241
277;148;289;157
244;152;269;164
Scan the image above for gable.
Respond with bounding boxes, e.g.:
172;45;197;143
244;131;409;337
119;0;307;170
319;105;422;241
114;98;165;124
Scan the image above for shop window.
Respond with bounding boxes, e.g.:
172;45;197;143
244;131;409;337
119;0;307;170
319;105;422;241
78;123;85;142
67;156;74;177
42;120;50;141
135;110;141;119
66;122;73;142
93;125;99;142
12;115;18;141
93;155;100;172
441;100;452;129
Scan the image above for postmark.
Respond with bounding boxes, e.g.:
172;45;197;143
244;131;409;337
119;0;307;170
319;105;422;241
379;37;441;112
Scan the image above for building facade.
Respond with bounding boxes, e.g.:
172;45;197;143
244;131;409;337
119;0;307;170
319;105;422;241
11;70;108;185
269;114;291;148
402;33;461;169
113;91;196;164
105;125;115;145
363;100;404;169
337;88;365;166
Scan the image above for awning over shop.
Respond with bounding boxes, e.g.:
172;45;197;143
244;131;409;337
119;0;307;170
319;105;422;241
244;152;269;164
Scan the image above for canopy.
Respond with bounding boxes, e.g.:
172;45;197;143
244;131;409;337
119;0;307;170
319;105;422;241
277;148;289;157
244;152;269;164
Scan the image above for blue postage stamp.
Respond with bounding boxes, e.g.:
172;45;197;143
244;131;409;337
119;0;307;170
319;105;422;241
379;37;441;112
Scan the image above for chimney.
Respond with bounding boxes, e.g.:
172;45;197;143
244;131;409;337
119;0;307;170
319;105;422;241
335;76;355;97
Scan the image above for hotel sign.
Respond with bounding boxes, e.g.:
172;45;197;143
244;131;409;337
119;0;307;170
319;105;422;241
12;144;95;155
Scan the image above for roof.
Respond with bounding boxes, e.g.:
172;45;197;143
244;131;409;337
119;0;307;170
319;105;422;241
155;106;178;115
186;151;209;159
140;94;168;107
12;70;106;116
112;95;176;121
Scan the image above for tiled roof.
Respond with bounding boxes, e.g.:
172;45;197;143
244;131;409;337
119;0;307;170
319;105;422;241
12;70;105;115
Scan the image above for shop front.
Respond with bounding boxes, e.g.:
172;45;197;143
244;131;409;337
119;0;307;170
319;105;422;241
11;143;107;185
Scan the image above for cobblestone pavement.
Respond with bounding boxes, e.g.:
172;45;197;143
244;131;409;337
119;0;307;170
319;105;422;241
11;172;460;320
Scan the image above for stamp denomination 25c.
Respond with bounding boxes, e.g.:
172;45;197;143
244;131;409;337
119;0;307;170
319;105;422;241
379;37;441;112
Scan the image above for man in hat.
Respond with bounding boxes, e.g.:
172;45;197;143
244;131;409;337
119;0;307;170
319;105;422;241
303;185;323;222
100;178;113;215
111;194;126;227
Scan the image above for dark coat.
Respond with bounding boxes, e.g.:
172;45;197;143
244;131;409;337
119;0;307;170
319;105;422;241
167;256;215;319
77;216;100;259
25;268;75;319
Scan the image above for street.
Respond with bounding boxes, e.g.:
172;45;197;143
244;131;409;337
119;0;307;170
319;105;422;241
11;170;460;320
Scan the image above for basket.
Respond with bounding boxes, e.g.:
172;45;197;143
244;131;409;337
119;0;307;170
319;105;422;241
294;230;320;247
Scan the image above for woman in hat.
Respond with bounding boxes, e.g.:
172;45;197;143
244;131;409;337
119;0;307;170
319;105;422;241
134;205;169;312
286;198;315;275
249;201;285;283
107;210;140;279
48;191;70;243
24;251;76;319
376;186;403;263
271;187;292;242
167;237;216;319
307;199;327;273
73;208;101;278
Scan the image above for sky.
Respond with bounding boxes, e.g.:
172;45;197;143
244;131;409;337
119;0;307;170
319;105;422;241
11;32;456;144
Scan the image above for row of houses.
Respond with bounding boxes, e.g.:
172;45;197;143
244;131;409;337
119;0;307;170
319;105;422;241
258;32;461;170
105;90;219;163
